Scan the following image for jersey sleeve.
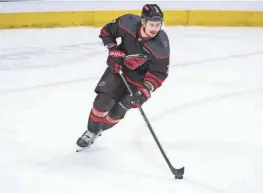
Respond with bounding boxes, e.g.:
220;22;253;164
143;30;170;91
99;17;123;47
144;56;170;91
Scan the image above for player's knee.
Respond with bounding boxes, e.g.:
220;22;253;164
93;93;115;112
109;102;129;119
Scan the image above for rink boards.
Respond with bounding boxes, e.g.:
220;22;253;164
0;1;263;29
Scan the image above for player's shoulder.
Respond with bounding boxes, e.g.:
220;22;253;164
118;14;141;37
144;30;170;59
157;29;169;43
119;14;141;23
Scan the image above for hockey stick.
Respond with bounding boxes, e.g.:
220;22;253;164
119;69;185;179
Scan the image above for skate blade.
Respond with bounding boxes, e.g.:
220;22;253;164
76;146;91;152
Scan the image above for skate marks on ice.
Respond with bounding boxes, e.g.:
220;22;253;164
0;42;104;70
151;87;263;122
20;143;183;185
1;50;262;95
0;48;263;94
133;88;263;193
0;41;105;94
0;76;98;95
173;50;263;68
135;128;263;193
0;132;174;193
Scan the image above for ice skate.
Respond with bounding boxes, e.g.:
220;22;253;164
76;129;102;152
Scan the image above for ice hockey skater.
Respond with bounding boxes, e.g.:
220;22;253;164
76;4;170;149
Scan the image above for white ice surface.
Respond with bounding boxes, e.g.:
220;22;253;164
1;26;263;193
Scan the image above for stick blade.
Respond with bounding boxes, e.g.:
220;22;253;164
172;166;185;179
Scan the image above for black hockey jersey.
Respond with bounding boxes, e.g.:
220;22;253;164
99;14;170;91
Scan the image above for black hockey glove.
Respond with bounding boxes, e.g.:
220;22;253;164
106;43;126;74
130;82;151;108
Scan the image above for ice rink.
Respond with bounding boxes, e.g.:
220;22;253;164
1;26;263;193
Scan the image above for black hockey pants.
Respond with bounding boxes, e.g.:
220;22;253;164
87;67;141;133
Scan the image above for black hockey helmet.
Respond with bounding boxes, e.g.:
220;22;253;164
141;4;164;21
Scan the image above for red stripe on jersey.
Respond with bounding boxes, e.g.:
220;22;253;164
144;77;159;89
145;72;163;84
118;17;136;38
100;28;109;37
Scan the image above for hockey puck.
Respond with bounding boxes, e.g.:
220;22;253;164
174;175;183;180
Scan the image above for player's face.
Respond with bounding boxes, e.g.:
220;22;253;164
144;20;162;38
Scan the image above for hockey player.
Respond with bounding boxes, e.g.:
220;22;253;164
76;4;170;149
